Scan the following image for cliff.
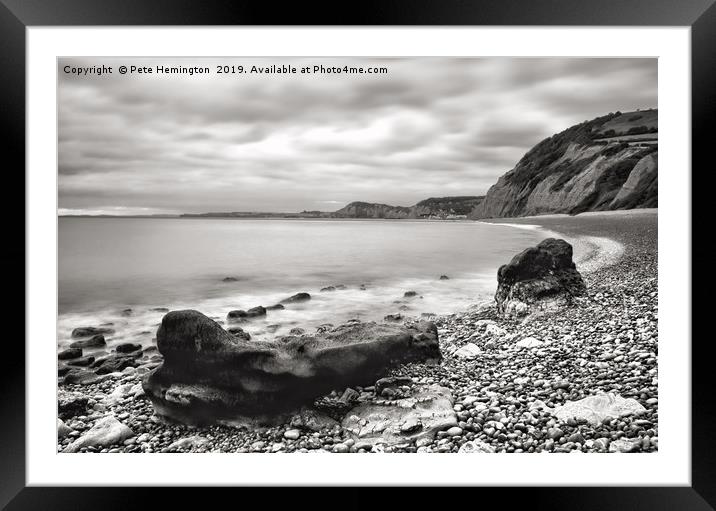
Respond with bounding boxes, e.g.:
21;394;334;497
333;196;484;219
469;109;658;219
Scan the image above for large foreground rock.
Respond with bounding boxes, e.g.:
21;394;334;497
341;385;457;448
495;238;586;316
143;310;441;424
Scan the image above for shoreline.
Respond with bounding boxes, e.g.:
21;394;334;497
57;209;658;454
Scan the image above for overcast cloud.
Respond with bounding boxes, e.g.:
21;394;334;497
58;57;657;215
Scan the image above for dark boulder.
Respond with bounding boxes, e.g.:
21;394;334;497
227;306;266;322
404;291;418;298
280;293;311;304
59;348;82;360
92;353;141;375
71;326;115;338
495;238;586;316
116;343;142;354
375;376;414;396
227;327;251;341
70;334;106;349
67;356;95;367
58;392;89;419
62;368;101;385
265;304;285;311
143;310;441;424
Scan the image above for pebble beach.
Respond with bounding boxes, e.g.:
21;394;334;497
57;209;658;454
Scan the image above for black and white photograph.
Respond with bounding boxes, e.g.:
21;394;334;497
56;56;659;456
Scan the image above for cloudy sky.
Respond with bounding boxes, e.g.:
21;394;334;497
58;57;656;215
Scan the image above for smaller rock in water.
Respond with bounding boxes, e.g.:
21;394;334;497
227;306;266;322
289;327;306;335
70;334;106;349
403;291;418;298
222;277;239;282
516;337;543;349
280;293;311;304
265;304;285;311
116;343;142;354
227;326;251;340
384;314;403;322
458;440;495;453
58;348;82;360
439;275;450;280
320;286;336;292
151;307;170;312
121;308;133;317
63;415;133;453
72;326;115;338
453;343;482;359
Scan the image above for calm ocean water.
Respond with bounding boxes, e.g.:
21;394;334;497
57;217;548;350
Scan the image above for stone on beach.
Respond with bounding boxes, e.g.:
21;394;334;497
551;393;646;426
341;385;457;448
495;238;586;316
289;407;339;432
63;415;133;453
57;418;74;439
453;343;482;359
516;337;544;349
58;391;89;419
167;435;210;452
458;440;496;453
608;438;641;453
143;310;441;423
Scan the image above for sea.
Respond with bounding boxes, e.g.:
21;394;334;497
58;217;550;351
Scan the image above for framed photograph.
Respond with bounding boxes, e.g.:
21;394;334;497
3;0;711;507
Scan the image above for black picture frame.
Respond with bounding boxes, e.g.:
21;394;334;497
2;1;710;508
